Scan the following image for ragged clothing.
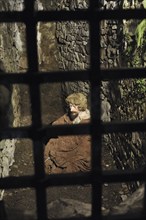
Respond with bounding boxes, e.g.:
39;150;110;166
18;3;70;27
44;114;91;174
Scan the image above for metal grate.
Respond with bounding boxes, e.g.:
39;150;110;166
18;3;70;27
0;0;146;219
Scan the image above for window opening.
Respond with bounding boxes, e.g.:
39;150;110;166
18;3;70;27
0;1;146;220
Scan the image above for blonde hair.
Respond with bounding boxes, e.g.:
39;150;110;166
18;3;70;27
65;93;87;111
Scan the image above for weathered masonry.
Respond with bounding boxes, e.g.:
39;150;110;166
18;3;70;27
0;0;146;220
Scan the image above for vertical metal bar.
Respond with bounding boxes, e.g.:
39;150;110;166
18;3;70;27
89;0;102;219
0;201;7;220
24;1;47;219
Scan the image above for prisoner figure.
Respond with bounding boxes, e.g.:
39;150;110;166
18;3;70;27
44;92;91;174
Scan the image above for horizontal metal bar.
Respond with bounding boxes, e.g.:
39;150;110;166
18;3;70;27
103;169;146;183
46;215;146;220
40;120;146;137
27;8;146;21
0;9;146;23
35;9;146;21
39;123;91;137
1;169;145;189
101;120;146;133
0;11;25;22
99;8;146;20
0;124;90;139
36;10;90;22
101;68;146;81
0;68;146;84
42;172;92;187
45;217;90;220
37;213;145;220
103;213;145;220
42;170;146;187
0;173;91;189
0;175;35;189
0;71;89;84
1;120;146;139
0;126;33;139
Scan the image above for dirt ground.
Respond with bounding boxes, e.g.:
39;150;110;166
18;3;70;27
4;139;126;212
3;83;130;215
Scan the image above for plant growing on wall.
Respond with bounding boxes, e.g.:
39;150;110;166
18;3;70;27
135;19;146;48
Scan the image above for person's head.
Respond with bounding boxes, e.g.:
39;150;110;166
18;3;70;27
65;92;87;120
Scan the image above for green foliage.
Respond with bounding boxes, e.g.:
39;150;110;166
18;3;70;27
135;79;146;94
135;19;146;47
123;1;146;95
124;34;134;54
143;0;146;8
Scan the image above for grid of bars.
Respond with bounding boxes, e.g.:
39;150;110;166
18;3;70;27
0;0;146;220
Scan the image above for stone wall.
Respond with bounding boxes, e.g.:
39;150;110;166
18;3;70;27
108;0;146;192
0;0;64;201
0;1;25;200
55;1;90;100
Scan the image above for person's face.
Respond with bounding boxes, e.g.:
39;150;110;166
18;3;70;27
68;103;80;121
